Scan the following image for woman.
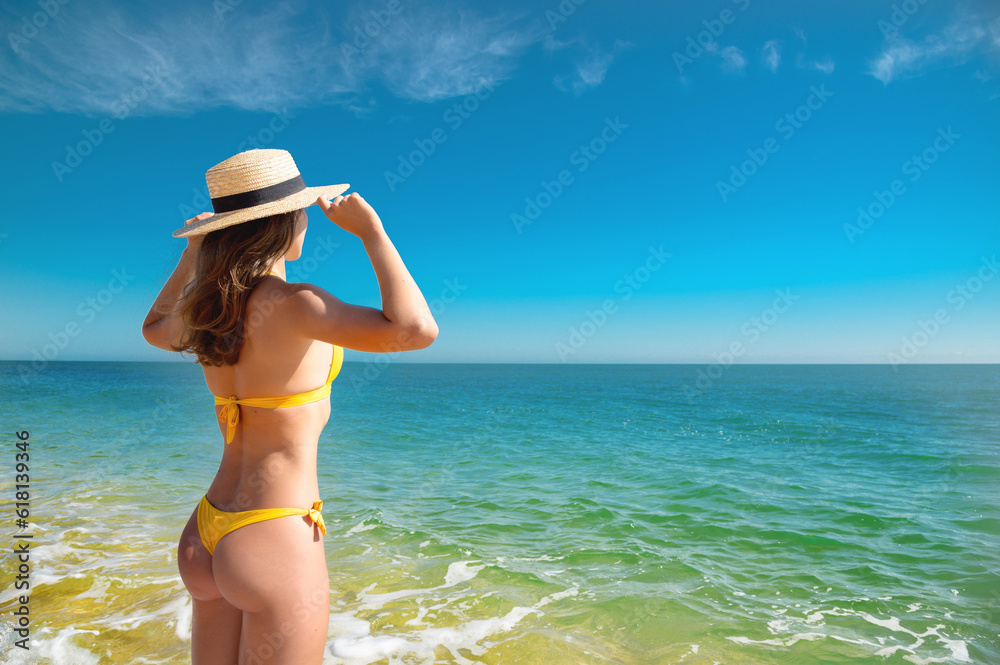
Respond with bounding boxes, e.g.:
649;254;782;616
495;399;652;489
141;148;438;664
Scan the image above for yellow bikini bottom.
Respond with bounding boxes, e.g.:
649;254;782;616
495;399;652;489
196;495;327;556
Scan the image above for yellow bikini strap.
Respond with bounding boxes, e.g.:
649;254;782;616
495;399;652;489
327;345;344;383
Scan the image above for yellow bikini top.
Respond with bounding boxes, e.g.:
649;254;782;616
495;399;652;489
212;270;343;444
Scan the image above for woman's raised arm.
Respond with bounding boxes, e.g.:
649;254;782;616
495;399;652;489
289;193;437;352
140;212;210;350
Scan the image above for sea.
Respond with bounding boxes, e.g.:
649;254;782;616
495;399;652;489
0;361;997;665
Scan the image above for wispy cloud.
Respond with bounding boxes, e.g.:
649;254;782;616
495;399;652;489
701;42;746;74
762;40;781;72
0;1;543;116
793;51;835;75
868;12;1000;84
360;9;541;102
718;45;746;73
553;40;628;96
811;58;835;75
542;34;575;52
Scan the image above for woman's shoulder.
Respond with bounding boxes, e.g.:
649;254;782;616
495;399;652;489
248;278;334;309
273;281;344;313
246;280;342;339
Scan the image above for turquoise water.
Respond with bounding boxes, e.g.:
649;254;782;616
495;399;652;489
1;361;998;664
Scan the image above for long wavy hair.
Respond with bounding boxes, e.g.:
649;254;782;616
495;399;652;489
171;209;302;366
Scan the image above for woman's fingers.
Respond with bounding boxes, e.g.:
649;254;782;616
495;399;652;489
317;195;345;209
317;195;348;219
184;211;213;226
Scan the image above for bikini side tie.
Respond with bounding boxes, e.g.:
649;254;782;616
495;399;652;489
218;397;240;444
307;500;327;535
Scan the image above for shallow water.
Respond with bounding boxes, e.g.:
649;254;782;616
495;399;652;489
1;361;997;664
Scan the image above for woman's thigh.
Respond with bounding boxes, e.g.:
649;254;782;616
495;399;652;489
212;514;330;661
178;503;244;664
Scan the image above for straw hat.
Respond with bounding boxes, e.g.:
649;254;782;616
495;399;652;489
171;149;350;237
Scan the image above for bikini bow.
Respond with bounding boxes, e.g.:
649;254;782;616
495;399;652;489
308;500;327;535
218;397;240;444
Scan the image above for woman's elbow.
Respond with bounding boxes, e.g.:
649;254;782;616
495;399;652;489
141;322;178;351
405;318;438;350
141;323;159;348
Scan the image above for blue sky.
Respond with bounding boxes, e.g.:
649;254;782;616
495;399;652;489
1;0;998;364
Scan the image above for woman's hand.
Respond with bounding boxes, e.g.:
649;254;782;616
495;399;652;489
317;193;385;241
182;212;213;252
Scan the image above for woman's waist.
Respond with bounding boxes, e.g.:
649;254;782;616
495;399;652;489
207;450;322;511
